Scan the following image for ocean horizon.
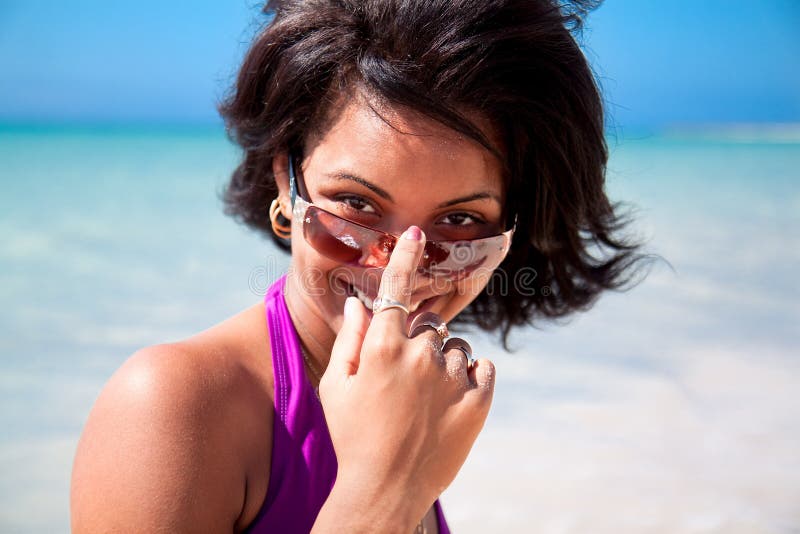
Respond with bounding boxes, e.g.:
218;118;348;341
1;122;798;533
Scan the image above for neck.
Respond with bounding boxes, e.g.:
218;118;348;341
283;273;336;376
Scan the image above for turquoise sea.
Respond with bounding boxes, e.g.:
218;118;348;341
1;124;798;533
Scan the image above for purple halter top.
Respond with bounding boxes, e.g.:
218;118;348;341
245;275;451;533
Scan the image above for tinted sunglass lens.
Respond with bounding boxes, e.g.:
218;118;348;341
303;205;510;280
421;242;450;269
361;233;395;267
304;207;363;264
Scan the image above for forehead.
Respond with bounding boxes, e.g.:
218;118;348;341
302;94;505;202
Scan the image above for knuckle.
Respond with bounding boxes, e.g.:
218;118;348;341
380;266;412;294
475;358;495;380
417;331;444;353
370;320;400;343
478;358;496;377
444;349;468;373
363;335;399;360
410;351;435;377
471;359;496;393
407;337;441;374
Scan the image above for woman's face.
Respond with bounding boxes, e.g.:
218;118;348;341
274;95;506;337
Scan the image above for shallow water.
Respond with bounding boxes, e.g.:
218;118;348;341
1;125;798;533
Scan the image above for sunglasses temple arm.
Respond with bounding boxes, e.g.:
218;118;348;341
288;155;298;208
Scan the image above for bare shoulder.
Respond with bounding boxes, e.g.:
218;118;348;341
71;301;275;533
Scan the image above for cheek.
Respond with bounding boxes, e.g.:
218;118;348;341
288;235;346;302
457;269;494;299
439;271;494;322
289;228;333;276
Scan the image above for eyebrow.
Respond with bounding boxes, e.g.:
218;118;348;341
327;172;393;201
436;192;500;208
326;171;501;207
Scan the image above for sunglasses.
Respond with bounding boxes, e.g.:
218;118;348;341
288;154;515;281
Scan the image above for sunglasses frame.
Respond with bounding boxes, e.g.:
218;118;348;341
287;152;516;278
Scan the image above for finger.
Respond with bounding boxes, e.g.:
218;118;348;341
325;296;369;385
371;225;426;332
467;358;496;394
442;337;472;381
410;329;447;366
442;346;469;383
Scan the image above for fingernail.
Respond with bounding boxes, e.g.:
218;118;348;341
403;225;422;241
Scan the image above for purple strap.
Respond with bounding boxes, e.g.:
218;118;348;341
246;275;450;533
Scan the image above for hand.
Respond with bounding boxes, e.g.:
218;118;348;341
317;225;496;531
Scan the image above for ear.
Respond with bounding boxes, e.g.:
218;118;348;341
272;151;290;195
272;151;292;218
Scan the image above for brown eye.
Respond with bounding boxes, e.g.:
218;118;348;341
435;212;503;241
439;212;483;227
337;195;378;214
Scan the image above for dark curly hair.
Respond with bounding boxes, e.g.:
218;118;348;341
219;0;649;348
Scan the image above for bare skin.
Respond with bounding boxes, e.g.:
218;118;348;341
70;303;274;532
71;94;499;532
70;301;442;532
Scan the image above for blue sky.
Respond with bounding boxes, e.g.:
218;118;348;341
0;0;797;128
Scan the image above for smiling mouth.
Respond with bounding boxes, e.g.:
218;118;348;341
340;279;435;315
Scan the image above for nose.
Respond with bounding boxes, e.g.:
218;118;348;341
360;233;396;268
361;234;452;275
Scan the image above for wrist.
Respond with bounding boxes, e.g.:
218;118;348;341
312;476;420;534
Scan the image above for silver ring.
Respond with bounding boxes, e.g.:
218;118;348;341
408;312;449;341
442;337;476;369
372;296;410;315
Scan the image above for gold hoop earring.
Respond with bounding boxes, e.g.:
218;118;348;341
269;198;292;239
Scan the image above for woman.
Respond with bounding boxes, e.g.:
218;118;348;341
71;0;642;532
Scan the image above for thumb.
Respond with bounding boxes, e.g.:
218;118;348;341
326;296;369;382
